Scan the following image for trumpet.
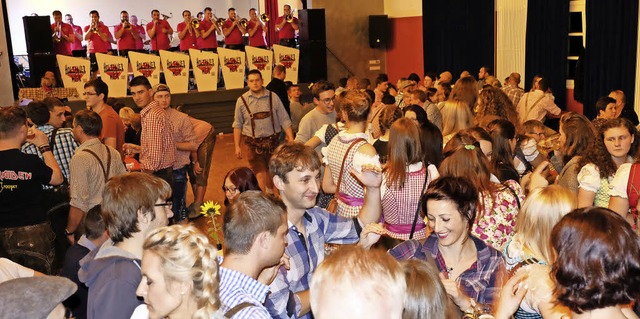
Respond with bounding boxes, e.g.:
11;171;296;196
260;13;270;23
52;22;62;42
286;9;296;23
239;18;248;29
91;22;98;33
191;18;200;29
213;14;225;28
161;12;172;20
122;18;131;29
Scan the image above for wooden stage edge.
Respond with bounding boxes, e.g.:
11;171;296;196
68;84;312;134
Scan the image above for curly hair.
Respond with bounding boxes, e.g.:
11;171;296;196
559;112;597;165
578;118;638;178
552;207;640;314
476;87;521;133
143;225;220;319
378;104;403;136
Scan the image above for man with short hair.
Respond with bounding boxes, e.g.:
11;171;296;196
310;246;406;319
84;79;125;157
152;84;197;222
609;90;639;126
247;8;267;49
129;15;146;51
295;81;336;153
177;10;197;52
233;70;293;192
79;172;173;319
275;4;298;47
477;65;492;90
64;14;84;52
223;7;246;51
288;84;312;134
502;72;525;107
396;79;415;108
147;9;173;52
66;109;126;244
51;10;74;56
124;76;176;186
0;106;63;274
266;64;290;116
196;7;219;52
18;71;79;102
114;10;140;57
516;77;561;123
410;89;442;130
264;142;382;319
84;10;114;74
219;191;289;318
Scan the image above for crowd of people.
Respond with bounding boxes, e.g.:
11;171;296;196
2;61;640;319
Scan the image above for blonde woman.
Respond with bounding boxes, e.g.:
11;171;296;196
502;185;575;319
133;225;221;319
441;99;474;145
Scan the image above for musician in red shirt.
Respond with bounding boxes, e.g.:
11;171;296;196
83;10;114;73
195;7;219;52
64;14;84;53
177;10;197;52
130;15;146;51
222;8;246;51
51;10;74;56
275;4;298;48
114;10;141;57
147;9;173;53
246;8;267;49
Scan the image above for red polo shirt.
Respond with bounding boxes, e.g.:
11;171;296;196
147;20;171;51
223;19;243;45
247;20;267;47
83;23;113;53
177;22;197;51
196;19;218;49
276;16;298;40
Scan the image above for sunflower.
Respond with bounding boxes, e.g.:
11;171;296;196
200;201;221;217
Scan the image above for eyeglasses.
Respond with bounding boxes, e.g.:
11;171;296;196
83;92;98;96
154;201;172;207
223;186;238;193
321;96;336;104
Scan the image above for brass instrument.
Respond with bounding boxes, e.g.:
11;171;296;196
91;22;98;33
239;18;248;29
260;13;270;23
122;18;131;29
161;12;172;20
212;14;225;29
191;18;200;29
285;9;296;23
52;22;62;42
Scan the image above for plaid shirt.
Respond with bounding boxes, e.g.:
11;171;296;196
165;108;197;169
18;87;79;102
265;207;360;319
389;234;504;305
219;266;271;319
22;124;78;181
502;84;525;108
140;101;175;171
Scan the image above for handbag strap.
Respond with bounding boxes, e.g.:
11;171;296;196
335;138;366;194
409;165;429;240
503;182;521;209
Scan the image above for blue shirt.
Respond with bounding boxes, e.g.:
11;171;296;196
265;206;360;319
219;266;271;319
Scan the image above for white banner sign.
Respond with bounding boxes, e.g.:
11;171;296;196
159;50;190;94
128;51;162;88
218;47;245;90
272;44;299;84
56;55;91;94
189;49;219;92
95;53;128;97
245;46;273;82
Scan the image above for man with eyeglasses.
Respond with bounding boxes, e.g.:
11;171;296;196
233;70;293;193
294;80;337;154
79;172;172;319
66;110;126;245
83;79;125;157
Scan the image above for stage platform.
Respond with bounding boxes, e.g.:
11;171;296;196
68;84;312;134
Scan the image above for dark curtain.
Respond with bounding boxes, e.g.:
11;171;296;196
265;0;279;47
525;0;570;109
583;0;638;119
422;0;494;80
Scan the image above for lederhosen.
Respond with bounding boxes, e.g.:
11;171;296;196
241;92;280;155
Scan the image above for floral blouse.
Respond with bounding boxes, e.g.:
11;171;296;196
471;180;525;251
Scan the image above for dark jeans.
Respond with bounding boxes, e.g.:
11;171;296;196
0;223;56;274
225;44;245;51
279;38;297;48
153;166;175;197
172;166;188;222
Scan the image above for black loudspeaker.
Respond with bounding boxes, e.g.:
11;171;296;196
369;15;388;48
299;40;327;83
299;9;326;41
23;16;54;54
27;53;57;87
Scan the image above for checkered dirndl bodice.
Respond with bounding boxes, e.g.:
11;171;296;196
326;134;368;218
381;166;429;240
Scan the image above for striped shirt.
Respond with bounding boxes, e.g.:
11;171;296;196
219;266;271;319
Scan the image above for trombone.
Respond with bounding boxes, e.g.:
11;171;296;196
212;14;224;33
191;18;200;29
161;12;172;20
260;13;270;23
285;9;296;23
238;17;248;29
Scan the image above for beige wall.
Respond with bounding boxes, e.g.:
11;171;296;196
384;0;421;17
312;0;385;85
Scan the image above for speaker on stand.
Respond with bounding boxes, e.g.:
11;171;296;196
298;9;327;83
23;16;57;87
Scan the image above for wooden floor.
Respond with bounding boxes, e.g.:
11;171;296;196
188;133;250;247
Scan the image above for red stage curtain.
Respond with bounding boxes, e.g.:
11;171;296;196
265;0;279;47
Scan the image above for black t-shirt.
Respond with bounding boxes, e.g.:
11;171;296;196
0;149;52;227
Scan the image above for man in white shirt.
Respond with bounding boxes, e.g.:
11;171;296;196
516;77;561;123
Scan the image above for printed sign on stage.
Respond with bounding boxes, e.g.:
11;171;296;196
272;44;299;84
159;50;190;94
189;49;219;92
218;47;245;90
128;51;161;87
56;55;90;94
95;53;128;97
245;46;273;82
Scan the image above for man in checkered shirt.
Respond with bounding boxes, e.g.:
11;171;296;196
264;143;383;319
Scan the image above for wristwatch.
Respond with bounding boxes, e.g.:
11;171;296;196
64;228;75;236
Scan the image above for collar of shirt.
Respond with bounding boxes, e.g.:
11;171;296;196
76;137;102;152
219;266;270;304
141;101;161;116
247;89;270;100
